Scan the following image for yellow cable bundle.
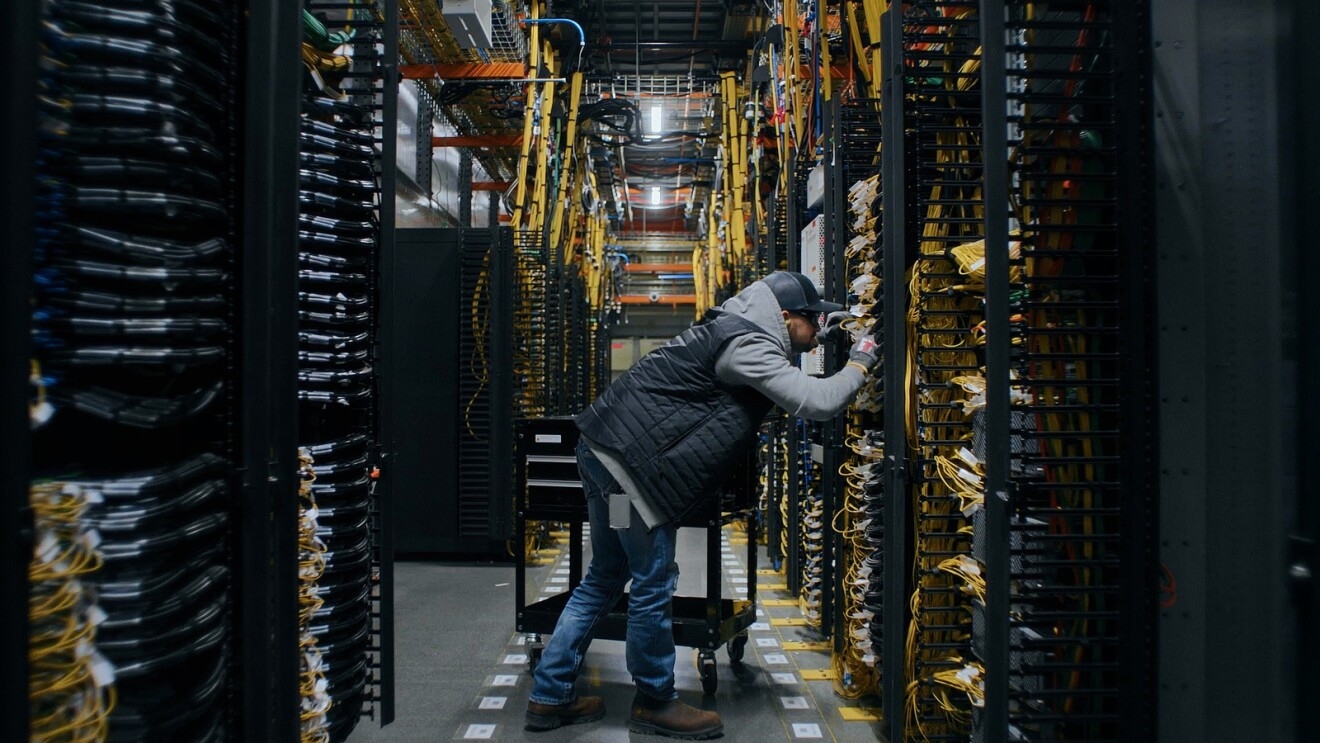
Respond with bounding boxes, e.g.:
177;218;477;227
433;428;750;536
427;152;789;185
930;660;985;724
798;449;824;628
903;49;988;735
297;449;332;743
946;237;1024;288
830;425;881;700
28;481;114;743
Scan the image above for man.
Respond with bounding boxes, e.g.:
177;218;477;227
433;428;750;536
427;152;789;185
525;271;879;739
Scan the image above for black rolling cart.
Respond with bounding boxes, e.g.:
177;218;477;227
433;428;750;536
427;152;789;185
513;417;758;695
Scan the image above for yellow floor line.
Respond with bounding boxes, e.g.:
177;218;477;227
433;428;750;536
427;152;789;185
782;641;831;651
770;617;810;626
838;707;883;722
756;568;781;576
759;582;788;591
799;668;834;680
761;598;797;606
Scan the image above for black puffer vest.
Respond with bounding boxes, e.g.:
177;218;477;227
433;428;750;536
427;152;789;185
576;311;776;526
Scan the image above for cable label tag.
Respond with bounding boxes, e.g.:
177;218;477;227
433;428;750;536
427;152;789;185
89;650;117;687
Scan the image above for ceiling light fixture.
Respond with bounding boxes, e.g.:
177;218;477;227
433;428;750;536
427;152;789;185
650;104;662;134
651;187;661;205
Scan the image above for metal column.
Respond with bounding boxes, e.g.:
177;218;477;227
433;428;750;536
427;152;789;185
879;9;909;741
979;2;1011;740
1288;2;1320;740
378;0;400;723
1114;0;1159;739
1;2;39;739
239;0;302;739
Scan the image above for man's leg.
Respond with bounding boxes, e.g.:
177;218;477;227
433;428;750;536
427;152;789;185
526;443;625;729
617;509;723;739
617;509;679;700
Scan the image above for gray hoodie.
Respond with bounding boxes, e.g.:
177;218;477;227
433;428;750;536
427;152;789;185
712;280;867;420
590;279;868;528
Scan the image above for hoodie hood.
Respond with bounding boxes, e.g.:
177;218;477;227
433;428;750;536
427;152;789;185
712;281;791;352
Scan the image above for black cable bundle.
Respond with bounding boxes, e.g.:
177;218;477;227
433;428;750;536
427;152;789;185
34;0;235;434
29;4;237;738
578;97;641;146
296;36;380;736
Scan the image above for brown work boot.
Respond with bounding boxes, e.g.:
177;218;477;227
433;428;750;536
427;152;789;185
628;691;724;739
524;695;606;731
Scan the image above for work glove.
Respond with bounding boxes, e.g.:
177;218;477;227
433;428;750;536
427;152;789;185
816;311;853;344
848;334;880;372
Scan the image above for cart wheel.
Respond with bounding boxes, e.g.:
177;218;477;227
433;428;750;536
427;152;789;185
698;650;718;695
526;634;544;673
728;632;748;664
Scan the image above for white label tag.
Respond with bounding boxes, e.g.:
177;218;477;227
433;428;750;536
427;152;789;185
86;604;108;627
534;434;562;443
89;651;116;687
37;532;59;565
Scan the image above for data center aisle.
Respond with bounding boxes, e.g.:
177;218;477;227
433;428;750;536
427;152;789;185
348;526;884;742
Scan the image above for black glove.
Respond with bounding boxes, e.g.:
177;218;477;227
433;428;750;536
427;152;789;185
816;311;853;344
848;334;880;371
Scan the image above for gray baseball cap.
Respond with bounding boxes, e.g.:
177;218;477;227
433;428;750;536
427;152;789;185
762;271;844;314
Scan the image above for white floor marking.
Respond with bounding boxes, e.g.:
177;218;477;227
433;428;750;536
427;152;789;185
781;696;810;710
463;723;496;739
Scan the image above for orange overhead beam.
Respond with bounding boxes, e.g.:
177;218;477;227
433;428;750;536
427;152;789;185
624;263;693;273
799;63;854;80
400;63;528;80
617;295;697;305
471;181;511;191
619;218;693;233
432;135;524;148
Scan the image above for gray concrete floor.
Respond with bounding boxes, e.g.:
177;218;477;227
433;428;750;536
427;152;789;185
346;526;884;742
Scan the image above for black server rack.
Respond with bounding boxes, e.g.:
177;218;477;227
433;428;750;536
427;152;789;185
832;2;1158;741
296;1;398;738
7;1;395;740
389;228;513;557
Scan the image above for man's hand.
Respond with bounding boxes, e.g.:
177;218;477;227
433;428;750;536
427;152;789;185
848;334;880;371
816;311;853;344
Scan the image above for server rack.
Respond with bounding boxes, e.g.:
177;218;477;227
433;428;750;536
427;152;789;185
8;1;395;739
389;227;513;556
833;2;1157;741
10;1;302;741
295;1;398;737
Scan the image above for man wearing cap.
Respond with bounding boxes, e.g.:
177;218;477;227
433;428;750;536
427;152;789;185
525;271;879;739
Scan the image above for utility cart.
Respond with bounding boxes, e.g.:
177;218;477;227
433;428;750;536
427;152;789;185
513;417;759;695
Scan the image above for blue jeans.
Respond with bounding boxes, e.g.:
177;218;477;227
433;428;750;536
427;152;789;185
528;440;680;705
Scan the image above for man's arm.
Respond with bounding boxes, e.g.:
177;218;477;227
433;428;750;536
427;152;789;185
714;334;868;421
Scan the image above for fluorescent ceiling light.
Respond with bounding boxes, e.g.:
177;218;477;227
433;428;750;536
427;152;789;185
651;187;661;205
650;104;662;133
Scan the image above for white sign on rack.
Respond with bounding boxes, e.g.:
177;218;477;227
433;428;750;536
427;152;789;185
799;214;826;375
